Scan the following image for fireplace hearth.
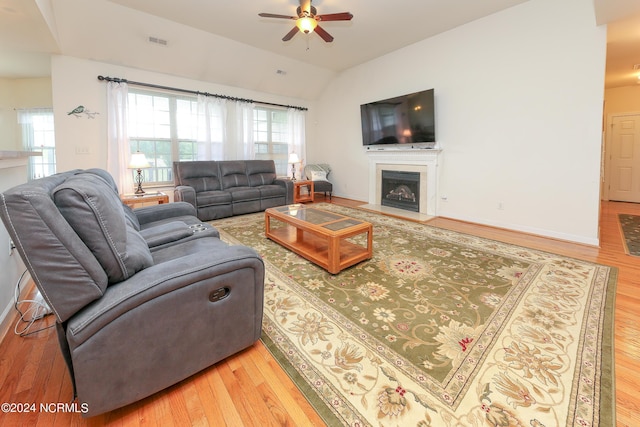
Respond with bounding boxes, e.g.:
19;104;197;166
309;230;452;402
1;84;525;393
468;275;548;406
381;170;420;212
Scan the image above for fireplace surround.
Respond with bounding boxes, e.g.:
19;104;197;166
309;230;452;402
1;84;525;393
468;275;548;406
366;149;441;217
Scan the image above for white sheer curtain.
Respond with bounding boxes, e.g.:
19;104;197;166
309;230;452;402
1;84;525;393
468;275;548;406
106;81;133;194
232;101;255;160
287;108;306;178
196;94;227;160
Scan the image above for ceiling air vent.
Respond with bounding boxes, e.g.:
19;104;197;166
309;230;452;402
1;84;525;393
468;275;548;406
148;36;168;46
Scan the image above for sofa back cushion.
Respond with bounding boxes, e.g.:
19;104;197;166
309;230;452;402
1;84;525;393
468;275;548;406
53;173;153;284
173;161;222;192
245;160;277;187
219;161;249;189
0;170;109;322
76;169;141;230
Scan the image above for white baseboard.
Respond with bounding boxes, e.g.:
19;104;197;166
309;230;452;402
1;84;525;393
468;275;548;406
0;299;15;343
442;212;600;247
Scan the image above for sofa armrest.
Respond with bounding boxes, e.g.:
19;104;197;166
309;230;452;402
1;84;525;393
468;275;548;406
139;221;194;248
66;239;264;345
133;201;196;225
174;185;197;209
274;178;294;205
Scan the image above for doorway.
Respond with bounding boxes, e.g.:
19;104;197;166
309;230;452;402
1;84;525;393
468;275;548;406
605;113;640;203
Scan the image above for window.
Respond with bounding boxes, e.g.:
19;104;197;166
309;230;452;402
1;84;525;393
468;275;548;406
18;109;56;180
127;90;224;185
253;107;289;176
126;89;298;184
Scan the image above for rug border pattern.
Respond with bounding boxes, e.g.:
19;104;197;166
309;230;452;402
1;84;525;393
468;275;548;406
213;205;617;426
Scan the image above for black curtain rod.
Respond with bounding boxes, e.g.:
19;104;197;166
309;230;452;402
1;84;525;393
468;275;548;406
97;75;308;111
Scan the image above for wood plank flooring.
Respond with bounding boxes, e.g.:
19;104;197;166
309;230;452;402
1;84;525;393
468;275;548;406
0;198;638;426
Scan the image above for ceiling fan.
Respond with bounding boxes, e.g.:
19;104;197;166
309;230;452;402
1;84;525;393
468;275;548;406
258;0;353;43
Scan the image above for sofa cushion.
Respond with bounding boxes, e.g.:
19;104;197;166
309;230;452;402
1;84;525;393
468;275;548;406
256;184;286;199
183;176;222;193
227;186;261;202
122;204;142;230
246;160;277;187
219;161;249;189
196;190;232;207
174;161;222;192
53;174;153;284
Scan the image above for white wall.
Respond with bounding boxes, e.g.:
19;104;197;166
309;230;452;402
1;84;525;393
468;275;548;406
50;55;315;193
0;78;52;332
0;79;17;151
0;77;52;151
310;0;606;245
0;163;29;337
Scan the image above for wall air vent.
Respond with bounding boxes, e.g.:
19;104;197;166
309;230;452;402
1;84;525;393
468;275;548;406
148;36;168;46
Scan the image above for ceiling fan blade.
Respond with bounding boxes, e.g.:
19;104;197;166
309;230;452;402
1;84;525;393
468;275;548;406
258;13;297;20
314;25;334;43
282;27;299;41
317;12;353;22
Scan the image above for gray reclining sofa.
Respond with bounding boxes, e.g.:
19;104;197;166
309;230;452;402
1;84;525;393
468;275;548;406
0;168;265;417
173;159;293;221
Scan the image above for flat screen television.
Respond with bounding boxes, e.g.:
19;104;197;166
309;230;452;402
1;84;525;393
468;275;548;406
360;88;435;147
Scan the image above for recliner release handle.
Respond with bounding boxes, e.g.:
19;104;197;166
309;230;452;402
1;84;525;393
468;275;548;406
209;287;230;302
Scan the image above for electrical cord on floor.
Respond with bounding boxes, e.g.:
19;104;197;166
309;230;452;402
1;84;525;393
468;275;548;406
13;269;55;337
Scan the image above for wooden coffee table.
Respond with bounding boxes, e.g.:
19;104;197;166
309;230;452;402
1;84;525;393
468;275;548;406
265;204;373;274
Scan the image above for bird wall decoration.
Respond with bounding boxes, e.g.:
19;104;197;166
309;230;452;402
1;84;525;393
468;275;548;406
67;105;99;118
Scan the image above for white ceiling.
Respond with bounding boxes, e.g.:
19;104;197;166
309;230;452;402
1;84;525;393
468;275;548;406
1;0;640;99
105;0;530;72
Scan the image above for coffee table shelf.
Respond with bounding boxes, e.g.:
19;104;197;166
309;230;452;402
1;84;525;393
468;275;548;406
265;205;373;274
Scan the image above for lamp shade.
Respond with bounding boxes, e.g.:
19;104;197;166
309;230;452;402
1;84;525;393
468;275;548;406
288;153;300;164
296;17;317;34
129;152;150;169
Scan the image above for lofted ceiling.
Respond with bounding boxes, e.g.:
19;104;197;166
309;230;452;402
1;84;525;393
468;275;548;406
1;0;640;100
104;0;530;72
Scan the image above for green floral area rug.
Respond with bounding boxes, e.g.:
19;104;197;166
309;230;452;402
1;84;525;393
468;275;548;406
211;204;617;427
618;214;640;256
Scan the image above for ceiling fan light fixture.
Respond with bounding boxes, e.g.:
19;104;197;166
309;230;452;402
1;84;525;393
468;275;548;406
296;16;317;34
259;1;352;43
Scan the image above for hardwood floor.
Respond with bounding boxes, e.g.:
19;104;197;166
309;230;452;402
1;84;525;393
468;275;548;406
0;198;638;426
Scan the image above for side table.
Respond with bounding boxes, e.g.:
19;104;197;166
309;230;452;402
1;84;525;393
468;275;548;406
121;192;169;207
293;180;314;203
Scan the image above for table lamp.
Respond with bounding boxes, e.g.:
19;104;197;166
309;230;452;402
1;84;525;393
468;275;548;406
288;152;300;181
129;151;150;194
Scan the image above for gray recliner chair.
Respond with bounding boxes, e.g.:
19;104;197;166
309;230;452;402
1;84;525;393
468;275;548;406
0;169;265;417
304;163;333;200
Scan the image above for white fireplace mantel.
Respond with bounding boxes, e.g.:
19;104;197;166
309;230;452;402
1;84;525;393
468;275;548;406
366;148;442;217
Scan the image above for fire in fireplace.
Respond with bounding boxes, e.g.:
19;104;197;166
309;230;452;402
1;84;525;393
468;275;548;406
381;170;420;212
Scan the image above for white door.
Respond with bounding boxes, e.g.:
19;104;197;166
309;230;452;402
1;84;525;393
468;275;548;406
608;114;640;202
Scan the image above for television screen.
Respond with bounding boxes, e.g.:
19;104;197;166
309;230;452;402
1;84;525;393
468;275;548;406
360;89;435;146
